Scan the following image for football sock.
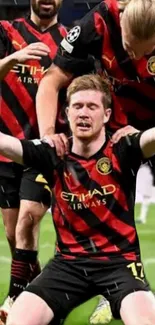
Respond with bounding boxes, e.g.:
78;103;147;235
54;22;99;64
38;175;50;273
8;248;38;299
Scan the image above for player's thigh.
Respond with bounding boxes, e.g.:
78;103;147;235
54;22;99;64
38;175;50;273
108;259;150;319
7;291;53;325
25;257;92;320
19;168;51;220
94;259;150;319
120;290;155;325
0;162;22;233
0;162;22;210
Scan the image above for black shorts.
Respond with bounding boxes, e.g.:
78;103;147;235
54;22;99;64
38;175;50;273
0;162;51;209
25;256;150;320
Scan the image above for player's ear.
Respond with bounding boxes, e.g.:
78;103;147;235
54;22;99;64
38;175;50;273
103;108;111;124
66;106;69;121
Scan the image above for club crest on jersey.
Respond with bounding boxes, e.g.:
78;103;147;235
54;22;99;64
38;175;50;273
66;26;81;43
147;56;155;75
96;157;112;175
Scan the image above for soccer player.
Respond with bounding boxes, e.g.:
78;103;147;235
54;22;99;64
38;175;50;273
136;163;153;224
0;74;155;325
0;0;69;322
36;0;155;146
35;2;155;321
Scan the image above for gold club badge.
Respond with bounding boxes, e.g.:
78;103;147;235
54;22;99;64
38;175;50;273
96;157;112;175
147;56;155;75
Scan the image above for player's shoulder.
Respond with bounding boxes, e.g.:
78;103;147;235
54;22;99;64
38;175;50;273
0;17;26;32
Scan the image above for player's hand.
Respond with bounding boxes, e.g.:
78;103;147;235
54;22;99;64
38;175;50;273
42;133;69;158
111;125;140;145
12;42;50;63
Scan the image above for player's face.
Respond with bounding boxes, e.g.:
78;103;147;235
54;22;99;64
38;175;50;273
67;90;111;141
31;0;62;19
120;15;155;60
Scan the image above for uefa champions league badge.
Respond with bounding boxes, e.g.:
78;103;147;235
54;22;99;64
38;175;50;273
60;26;81;54
66;26;81;43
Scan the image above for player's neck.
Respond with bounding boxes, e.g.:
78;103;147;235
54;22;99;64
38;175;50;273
30;12;58;31
72;128;106;158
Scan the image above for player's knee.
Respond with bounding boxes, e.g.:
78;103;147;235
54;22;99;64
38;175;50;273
120;291;155;325
17;201;46;231
20;200;48;224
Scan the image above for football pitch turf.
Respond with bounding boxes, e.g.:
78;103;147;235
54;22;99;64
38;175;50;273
0;204;155;325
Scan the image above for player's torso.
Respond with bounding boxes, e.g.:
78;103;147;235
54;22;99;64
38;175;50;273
52;140;139;259
98;0;155;130
0;18;67;141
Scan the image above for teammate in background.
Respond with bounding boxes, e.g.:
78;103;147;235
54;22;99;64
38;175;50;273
0;74;155;325
136;163;153;224
0;0;70;322
36;0;155;147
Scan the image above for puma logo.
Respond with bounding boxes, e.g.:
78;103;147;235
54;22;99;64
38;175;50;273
12;40;26;50
102;55;115;69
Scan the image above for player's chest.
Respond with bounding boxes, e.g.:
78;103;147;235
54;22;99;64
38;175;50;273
7;30;58;85
54;155;126;210
101;31;155;83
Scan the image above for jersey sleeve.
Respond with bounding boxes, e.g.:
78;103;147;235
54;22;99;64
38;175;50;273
21;139;61;184
116;132;144;174
54;2;105;75
0;22;8;58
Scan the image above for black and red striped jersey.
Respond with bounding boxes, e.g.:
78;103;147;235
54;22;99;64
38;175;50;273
21;132;144;261
0;18;67;162
54;0;155;131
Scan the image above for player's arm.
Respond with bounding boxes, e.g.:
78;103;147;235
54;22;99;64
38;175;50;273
118;129;155;170
139;128;155;158
36;3;103;138
0;132;24;164
36;64;72;137
0;22;50;80
0;131;60;176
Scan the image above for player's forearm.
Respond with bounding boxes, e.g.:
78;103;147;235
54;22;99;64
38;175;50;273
36;64;72;138
0;132;23;164
0;53;18;80
140;128;155;158
36;76;58;137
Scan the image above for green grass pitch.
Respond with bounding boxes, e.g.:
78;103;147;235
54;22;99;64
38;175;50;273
0;203;155;325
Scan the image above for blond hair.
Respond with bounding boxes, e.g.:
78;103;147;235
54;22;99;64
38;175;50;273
118;0;131;10
122;0;155;39
67;74;111;109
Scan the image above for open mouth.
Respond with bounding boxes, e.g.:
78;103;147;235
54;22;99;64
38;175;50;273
77;122;91;130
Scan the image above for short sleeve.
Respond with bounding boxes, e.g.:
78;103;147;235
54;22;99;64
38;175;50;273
115;132;144;175
54;2;105;75
21;139;61;184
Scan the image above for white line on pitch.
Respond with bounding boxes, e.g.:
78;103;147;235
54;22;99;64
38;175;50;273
0;256;10;263
144;258;155;266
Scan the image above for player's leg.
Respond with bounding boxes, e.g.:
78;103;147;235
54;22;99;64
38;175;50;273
6;257;91;325
6;292;53;325
1;169;51;324
120;291;155;325
1;208;18;256
0;163;22;323
9;168;51;296
96;258;154;325
136;163;153;224
0;163;21;255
